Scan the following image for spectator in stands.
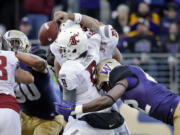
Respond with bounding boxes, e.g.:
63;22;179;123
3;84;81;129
160;2;179;40
24;0;54;41
161;23;180;53
129;2;160;36
108;0;135;14
79;0;100;20
135;0;165;13
112;4;130;36
127;19;158;53
19;17;31;37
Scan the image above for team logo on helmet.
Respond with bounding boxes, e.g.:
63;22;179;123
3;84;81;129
69;33;79;45
100;64;111;75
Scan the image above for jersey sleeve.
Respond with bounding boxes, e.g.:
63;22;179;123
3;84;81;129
98;25;119;47
58;61;82;90
8;51;19;67
86;32;101;63
50;43;64;65
98;25;119;59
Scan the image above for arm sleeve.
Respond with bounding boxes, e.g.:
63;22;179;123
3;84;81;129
98;25;119;46
58;61;81;90
10;51;19;67
59;72;79;90
50;43;64;65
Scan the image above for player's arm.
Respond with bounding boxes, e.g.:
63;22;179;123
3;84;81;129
15;67;34;84
58;64;79;103
54;58;62;87
54;11;104;31
71;79;128;115
15;51;47;72
112;48;123;63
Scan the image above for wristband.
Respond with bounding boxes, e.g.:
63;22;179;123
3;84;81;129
74;13;82;24
71;104;83;115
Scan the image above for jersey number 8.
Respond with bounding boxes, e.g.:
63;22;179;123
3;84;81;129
0;56;8;80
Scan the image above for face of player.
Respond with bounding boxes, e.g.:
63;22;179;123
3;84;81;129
9;39;22;51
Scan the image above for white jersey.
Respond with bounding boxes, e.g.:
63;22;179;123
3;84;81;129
50;24;118;66
59;55;100;106
50;29;101;66
0;50;19;97
98;25;119;60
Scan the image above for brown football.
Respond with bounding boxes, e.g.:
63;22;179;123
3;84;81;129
38;21;59;46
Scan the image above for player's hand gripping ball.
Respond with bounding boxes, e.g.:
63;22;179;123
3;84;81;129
38;21;59;46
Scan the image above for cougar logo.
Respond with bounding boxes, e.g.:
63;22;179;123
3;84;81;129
69;33;79;45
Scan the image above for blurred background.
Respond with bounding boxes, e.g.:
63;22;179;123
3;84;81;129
1;0;180;94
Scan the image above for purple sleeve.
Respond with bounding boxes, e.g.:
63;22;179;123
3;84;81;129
126;76;138;89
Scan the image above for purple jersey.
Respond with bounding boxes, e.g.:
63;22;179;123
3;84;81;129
120;65;180;125
15;64;61;120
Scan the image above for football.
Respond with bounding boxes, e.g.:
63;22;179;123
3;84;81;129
38;21;59;46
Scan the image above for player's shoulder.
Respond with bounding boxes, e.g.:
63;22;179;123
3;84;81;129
59;60;85;90
0;50;18;63
61;60;84;73
85;30;101;40
0;50;14;56
99;25;118;39
109;65;134;88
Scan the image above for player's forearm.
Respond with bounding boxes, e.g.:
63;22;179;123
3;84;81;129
15;68;34;84
71;96;113;115
112;48;123;63
15;51;46;72
68;13;103;31
83;96;113;113
71;84;126;115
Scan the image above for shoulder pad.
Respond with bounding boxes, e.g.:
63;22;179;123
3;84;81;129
59;60;84;90
109;66;134;88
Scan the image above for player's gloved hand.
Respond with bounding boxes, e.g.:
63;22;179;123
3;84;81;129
54;100;83;121
54;100;74;121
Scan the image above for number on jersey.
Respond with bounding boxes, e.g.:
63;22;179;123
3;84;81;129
0;56;7;80
139;67;157;83
124;99;151;114
15;83;41;103
86;60;96;83
80;55;97;84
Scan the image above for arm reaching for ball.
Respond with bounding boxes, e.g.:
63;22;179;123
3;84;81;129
54;11;104;31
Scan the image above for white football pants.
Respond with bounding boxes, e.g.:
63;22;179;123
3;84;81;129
63;116;115;135
0;108;21;135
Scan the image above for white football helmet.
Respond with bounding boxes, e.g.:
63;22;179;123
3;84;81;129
54;25;88;60
4;30;30;52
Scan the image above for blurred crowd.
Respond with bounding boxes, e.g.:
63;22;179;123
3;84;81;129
0;0;180;53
